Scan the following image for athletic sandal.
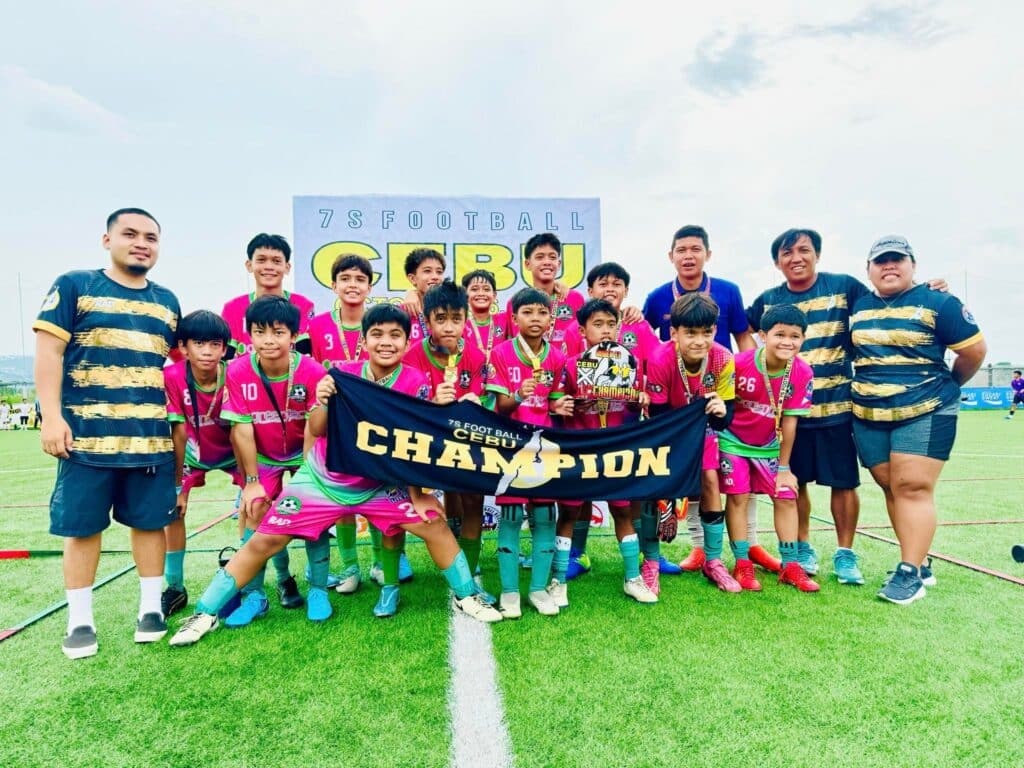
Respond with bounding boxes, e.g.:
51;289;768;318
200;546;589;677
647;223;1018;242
546;578;569;609
334;564;362;595
731;559;762;591
749;545;782;573
62;625;98;660
640;557;661;595
453;593;503;623
679;546;706;572
779;561;821;592
702;559;742;593
623;576;658;604
528;589;560;616
161;586;188;618
499;592;522;619
169;613;218;647
134;612;168;643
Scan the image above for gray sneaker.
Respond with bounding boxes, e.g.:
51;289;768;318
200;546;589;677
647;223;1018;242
62;625;98;660
878;562;926;605
134;612;168;643
919;557;936;587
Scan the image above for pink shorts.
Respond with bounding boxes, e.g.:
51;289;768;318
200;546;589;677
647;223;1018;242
718;452;796;500
232;464;295;503
702;430;720;473
181;464;243;495
257;471;441;540
559;499;631;509
495;496;557;506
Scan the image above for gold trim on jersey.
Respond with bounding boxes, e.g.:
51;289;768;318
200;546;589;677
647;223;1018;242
853;398;942;422
812;375;849;391
851;306;936;327
69;365;166;389
73;327;170;357
947;331;984;351
73;436;174;455
851;328;934;347
854;355;932;367
809;401;852;418
32;320;72;343
77;296;179;327
791;294;847;313
799;347;846;366
68;403;168;420
803;321;846;341
852;381;908;397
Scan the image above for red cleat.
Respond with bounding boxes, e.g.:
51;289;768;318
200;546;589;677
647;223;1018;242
679;546;706;572
749;545;782;574
731;558;761;591
779;561;821;592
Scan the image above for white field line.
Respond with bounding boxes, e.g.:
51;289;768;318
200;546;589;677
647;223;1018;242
448;608;514;768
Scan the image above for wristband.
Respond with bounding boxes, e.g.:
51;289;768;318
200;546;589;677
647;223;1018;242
245;474;260;484
175;485;183;495
777;464;790;472
514;391;523;404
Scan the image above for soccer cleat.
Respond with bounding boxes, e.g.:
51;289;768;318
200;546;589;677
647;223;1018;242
306;587;333;623
224;592;269;628
335;564;362;595
798;543;819;576
62;625;98;660
565;549;591;581
640;557;661;595
623;575;658;604
749;545;782;573
304;564;341;589
161;586;188;618
369;562;385;587
702;558;742;593
169;613;218;647
833;549;865;585
920;557;936;587
499;592;522;619
473;575;497;605
453;593;503;623
878;562;926;605
657;555;683;575
679;546;706;572
731;559;762;591
373;585;400;618
134;612;168;643
277;575;305;609
546;578;569;609
779;561;821;592
528;589;560;616
398;552;414;583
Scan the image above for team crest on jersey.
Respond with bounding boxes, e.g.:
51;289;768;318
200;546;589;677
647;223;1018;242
962;305;976;324
702;373;716;389
782;383;794;398
277;496;302;514
40;288;60;311
719;456;733;474
416;384;431;400
459;371;471;390
385;487;411;503
289;384;308;402
536;370;555;387
556;304;574;320
621;332;638;349
649;383;664;394
767;457;779;472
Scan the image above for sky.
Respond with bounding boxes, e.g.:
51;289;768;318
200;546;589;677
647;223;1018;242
2;1;1021;363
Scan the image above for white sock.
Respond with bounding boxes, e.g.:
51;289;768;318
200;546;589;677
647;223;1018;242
139;576;164;620
746;496;760;546
66;586;95;632
687;503;704;547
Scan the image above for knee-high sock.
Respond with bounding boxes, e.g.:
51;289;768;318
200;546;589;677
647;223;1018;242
552;536;572;582
369;525;383;565
196;569;239;615
459;536;482;574
619;533;641;580
164;549;185;590
687;502;704;548
442;550;476;599
305;533;331;590
529;504;557;592
700;511;725;562
730;540;750;561
746;495;760;546
497;505;524;594
271;546;290;581
239;528;266;595
381;546;401;587
571;517;591;553
639;502;661;562
336;519;359;569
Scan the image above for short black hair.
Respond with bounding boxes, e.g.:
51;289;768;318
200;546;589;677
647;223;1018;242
586;262;631;288
107;207;160;232
247;233;291;262
511;287;551;313
245;295;300;335
670;293;720;329
525;233;561;259
576;298;619;327
177;310;231;346
404;248;446;275
761;304;808;333
363;303;411;337
461;269;496;291
770;228;822;263
1014;370;1022;376
670;225;709;251
423;279;468;318
332;253;373;282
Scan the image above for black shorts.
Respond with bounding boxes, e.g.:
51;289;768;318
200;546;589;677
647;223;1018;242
49;459;178;537
790;423;861;490
1014;392;1024;406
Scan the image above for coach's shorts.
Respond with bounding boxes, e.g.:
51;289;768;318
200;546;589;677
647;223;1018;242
718;452;796;500
789;423;860;489
49;459;177;537
181;463;243;495
853;401;959;469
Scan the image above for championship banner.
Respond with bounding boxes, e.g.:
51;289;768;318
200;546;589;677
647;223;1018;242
326;371;706;501
293;195;601;310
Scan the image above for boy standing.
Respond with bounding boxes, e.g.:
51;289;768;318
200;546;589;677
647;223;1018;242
402;248;447;346
1007;370;1024;419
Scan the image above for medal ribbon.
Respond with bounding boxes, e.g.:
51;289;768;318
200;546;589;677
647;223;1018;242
758;348;794;445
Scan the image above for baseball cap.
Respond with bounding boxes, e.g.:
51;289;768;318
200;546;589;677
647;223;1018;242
868;235;914;261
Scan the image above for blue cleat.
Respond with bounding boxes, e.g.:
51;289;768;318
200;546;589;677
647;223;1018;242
304;564;341;589
306;587;333;623
398;553;414;583
833;548;865;585
224;591;269;628
657;555;683;575
566;550;591;581
374;585;400;618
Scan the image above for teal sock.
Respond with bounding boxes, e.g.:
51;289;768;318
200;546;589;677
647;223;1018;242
798;540;813;555
571;518;591;553
730;540;750;561
271;547;290;581
529;505;557;592
305;533;331;590
702;519;725;562
442;550;476;599
552;536;572;582
239;528;266;595
780;541;799;565
164;549;185;590
639;503;661;561
369;526;383;565
619;534;641;580
337;520;359;568
459;536;482;574
496;505;524;594
196;568;239;614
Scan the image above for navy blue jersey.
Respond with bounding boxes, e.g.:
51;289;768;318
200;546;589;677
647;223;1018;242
642;273;749;348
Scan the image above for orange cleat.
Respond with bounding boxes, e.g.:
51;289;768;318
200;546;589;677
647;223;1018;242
679;546;706;572
749;545;782;574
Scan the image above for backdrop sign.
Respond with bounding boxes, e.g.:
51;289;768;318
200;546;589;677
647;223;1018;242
293;195;601;310
960;388;1014;410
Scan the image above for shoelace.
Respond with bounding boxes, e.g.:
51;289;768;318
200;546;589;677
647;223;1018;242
178;614;207;632
835;551;858;570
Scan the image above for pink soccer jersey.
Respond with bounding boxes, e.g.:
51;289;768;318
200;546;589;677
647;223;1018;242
719;349;813;456
221;351;325;464
404;307;431;347
646;341;735;410
486;337;566;427
503;289;585;352
618;321;661;366
463;313;508;361
309;309;368;369
164;361;234;469
221;291;316;355
403;339;486;399
561;351;634;430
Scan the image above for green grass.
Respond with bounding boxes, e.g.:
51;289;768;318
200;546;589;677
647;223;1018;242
1;413;1023;767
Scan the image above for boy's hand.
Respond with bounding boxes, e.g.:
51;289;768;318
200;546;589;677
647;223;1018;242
518;379;538;399
434;382;457;405
316;374;337;406
551;397;574;416
458;392;481;405
926;278;949;293
401;289;423;316
241;482;268;515
553;280;567;297
620;305;643;325
175;491;188;519
637;391;651;409
704;392;726;418
409;489;446;522
776;469;798;495
41;415;74;459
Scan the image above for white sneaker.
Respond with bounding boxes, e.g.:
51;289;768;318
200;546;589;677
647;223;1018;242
169;613;219;647
369;563;385;587
546;578;568;609
528;589;560;616
334;566;361;595
499;592;522;619
453;593;503;623
624;575;658;604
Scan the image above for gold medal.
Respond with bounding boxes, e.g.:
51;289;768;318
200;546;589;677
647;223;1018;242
445;354;458;384
596;399;610;428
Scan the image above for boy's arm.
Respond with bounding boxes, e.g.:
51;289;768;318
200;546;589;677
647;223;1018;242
408;486;445;522
776;414;799;493
494;393;519;415
707;398;734;431
170;421;188;517
229;423;265;514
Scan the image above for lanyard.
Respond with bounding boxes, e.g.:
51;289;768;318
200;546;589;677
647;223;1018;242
516;336;545;380
361;361;400;388
470;316;497;361
671;275;712;301
333;310;364;362
758;348;794;444
256;353;295;446
185;362;225;454
676;352;709;404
